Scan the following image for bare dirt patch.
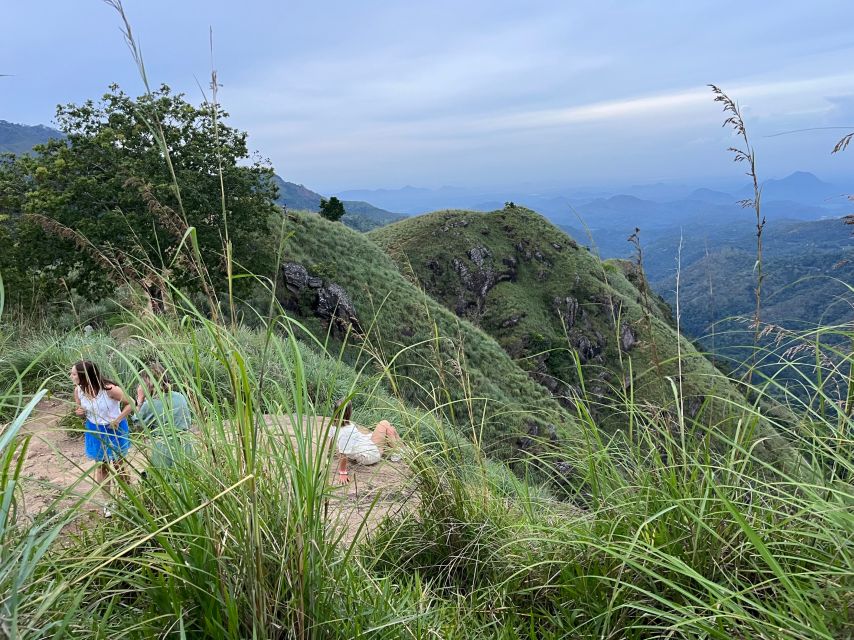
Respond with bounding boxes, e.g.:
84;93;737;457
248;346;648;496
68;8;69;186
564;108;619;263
256;414;417;544
13;402;416;543
16;398;99;519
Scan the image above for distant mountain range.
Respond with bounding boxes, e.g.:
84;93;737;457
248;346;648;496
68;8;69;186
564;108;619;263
337;172;852;225
0;120;62;154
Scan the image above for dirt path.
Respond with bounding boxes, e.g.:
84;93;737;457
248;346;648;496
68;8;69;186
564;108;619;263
15;400;416;543
16;398;104;526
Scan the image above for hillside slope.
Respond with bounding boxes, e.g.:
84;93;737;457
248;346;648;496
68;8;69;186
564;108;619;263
273;175;402;231
648;217;854;346
369;207;801;467
270;210;576;459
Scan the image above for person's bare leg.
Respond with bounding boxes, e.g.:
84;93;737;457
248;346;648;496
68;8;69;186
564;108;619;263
370;420;401;455
114;458;131;487
94;462;112;501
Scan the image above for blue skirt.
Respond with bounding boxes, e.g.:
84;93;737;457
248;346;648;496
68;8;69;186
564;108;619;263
84;418;131;462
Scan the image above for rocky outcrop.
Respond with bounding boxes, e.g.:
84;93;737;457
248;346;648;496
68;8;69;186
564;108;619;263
317;283;359;330
282;262;310;292
620;323;636;352
553;296;580;328
445;245;517;319
468;245;490;267
278;261;360;333
570;331;605;364
433;215;470;234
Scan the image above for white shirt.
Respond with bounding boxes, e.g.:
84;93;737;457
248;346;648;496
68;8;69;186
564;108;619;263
336;422;376;456
78;387;121;425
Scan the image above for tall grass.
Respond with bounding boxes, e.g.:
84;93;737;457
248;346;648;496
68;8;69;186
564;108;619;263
1;295;851;637
0;4;850;637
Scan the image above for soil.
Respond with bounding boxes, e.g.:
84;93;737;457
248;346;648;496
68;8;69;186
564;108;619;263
13;399;416;544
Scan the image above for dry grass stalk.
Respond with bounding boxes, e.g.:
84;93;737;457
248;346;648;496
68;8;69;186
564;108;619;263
710;84;765;382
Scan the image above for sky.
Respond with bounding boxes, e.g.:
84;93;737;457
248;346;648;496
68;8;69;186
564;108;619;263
2;1;854;193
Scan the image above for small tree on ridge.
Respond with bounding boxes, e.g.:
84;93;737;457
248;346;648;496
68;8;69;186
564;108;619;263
319;196;346;222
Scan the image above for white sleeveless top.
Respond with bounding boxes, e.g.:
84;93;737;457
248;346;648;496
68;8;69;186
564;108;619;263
336;422;376;455
78;387;121;425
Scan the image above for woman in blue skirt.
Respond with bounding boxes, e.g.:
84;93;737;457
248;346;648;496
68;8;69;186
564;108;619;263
71;360;134;516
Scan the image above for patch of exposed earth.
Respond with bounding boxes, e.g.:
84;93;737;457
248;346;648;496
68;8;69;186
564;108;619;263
12;400;416;543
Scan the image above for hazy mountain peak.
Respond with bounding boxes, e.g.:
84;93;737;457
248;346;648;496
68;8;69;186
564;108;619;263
0;120;62;154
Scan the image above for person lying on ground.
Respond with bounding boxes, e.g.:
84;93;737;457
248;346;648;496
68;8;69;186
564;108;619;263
134;363;194;471
331;399;403;485
71;359;134;517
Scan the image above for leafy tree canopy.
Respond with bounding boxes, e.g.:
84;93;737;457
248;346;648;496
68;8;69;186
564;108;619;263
0;84;280;309
319;196;346;222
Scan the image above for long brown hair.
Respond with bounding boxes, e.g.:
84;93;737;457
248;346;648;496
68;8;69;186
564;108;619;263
333;399;353;427
73;360;115;397
140;362;170;395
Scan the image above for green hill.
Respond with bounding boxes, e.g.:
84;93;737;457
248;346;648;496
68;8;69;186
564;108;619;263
270;210;576;458
273;175;403;231
648;217;854;349
368;206;802;468
260;205;804;471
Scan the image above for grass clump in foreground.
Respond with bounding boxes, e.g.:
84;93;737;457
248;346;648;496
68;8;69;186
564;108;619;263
0;294;851;639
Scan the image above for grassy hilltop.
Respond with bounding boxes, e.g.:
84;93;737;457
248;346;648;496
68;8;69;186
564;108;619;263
271;209;575;457
266;206;805;473
370;206;802;467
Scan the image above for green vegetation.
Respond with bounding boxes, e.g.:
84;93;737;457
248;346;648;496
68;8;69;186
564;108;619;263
369;207;803;471
319;196;346;222
648;218;854;359
0;84;279;311
0;8;851;635
1;284;851;638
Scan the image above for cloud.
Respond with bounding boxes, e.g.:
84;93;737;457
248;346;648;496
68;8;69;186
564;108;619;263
244;72;854;148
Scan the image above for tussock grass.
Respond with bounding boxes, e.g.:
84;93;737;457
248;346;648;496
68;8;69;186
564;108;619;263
0;5;850;635
1;294;851;638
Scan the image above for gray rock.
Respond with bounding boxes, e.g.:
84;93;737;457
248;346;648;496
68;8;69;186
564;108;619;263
514;241;532;260
501;314;522;328
468;246;491;267
425;258;442;274
282;262;309;293
620;323;636;352
554;461;577;478
316;283;359;330
307;276;323;289
572;332;604;364
553;296;580;328
452;256;496;318
438;217;470;233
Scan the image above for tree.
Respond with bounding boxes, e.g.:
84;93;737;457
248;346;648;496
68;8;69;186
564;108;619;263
0;84;279;311
319;196;346;222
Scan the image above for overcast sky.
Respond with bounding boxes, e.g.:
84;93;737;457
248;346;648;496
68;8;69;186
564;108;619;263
2;1;853;192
